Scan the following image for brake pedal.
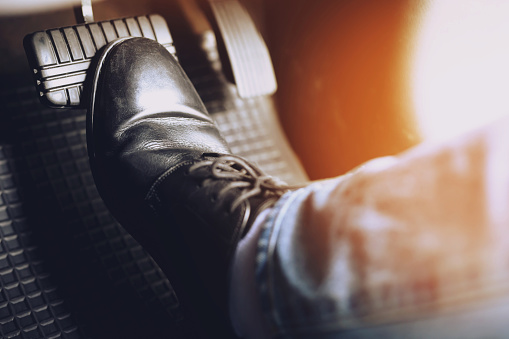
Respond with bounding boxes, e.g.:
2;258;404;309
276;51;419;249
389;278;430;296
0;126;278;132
24;14;176;108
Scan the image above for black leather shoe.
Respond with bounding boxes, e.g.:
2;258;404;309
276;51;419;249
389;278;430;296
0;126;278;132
87;37;289;337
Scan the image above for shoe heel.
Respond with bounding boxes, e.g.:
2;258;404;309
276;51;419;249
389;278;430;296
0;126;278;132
24;14;176;108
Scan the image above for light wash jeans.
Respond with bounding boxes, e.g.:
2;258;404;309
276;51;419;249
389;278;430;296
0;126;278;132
254;116;509;338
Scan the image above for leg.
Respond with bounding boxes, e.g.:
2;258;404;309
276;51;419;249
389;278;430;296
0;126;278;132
250;116;509;338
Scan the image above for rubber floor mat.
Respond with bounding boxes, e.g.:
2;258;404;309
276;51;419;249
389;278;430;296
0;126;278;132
0;86;184;339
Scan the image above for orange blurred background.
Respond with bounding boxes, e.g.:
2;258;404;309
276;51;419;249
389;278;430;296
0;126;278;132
266;0;509;180
266;0;422;179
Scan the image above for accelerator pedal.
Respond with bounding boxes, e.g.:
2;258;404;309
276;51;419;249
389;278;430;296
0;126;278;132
207;0;277;98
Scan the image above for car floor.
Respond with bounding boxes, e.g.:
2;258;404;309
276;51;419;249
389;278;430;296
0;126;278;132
0;2;307;338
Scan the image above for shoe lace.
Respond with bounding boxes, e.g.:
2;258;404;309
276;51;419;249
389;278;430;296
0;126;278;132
188;154;305;238
188;154;295;214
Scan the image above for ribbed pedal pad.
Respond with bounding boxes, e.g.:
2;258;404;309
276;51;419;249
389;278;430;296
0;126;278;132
208;0;277;98
24;14;176;108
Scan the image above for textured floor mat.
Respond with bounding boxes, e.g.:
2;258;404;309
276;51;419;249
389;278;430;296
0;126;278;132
0;87;184;339
179;32;307;185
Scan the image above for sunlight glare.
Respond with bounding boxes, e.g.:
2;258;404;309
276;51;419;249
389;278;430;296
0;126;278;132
411;0;509;141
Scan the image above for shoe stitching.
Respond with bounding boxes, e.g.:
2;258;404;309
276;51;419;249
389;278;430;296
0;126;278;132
145;160;196;203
